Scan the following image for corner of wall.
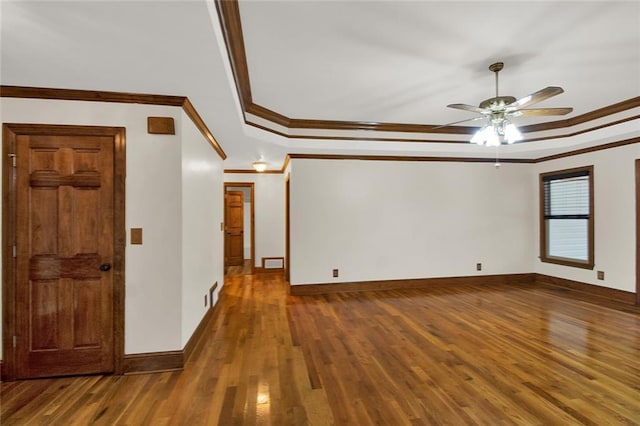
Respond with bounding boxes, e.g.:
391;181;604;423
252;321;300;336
180;110;225;348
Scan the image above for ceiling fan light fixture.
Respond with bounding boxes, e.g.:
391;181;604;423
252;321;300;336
471;124;501;146
470;126;488;144
485;128;501;147
446;61;571;147
504;123;523;144
470;118;522;146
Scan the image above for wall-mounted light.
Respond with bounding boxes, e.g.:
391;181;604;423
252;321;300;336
252;160;267;172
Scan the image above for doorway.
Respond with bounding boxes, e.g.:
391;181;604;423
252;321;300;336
2;124;126;380
224;183;255;276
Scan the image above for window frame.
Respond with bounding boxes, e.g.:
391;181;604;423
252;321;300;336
539;165;594;270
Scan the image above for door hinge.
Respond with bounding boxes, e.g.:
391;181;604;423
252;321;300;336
9;153;16;167
13;335;17;348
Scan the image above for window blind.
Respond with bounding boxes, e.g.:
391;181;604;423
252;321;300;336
543;172;590;261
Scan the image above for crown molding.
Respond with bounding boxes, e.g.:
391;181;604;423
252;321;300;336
284;101;640;134
287;137;640;166
215;0;252;113
282;98;638;136
245;121;471;143
534;136;640;163
520;97;640;133
223;136;640;174
0;85;227;160
285;119;474;135
2;86;636;173
246;103;290;128
223;154;535;174
285;153;535;163
0;85;186;106
181;98;227;160
245;114;640;145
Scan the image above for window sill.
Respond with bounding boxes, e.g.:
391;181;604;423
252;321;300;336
540;256;594;270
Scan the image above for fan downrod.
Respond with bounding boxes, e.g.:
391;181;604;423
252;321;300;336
478;61;514;109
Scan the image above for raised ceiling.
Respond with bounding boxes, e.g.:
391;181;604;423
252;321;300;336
1;1;639;169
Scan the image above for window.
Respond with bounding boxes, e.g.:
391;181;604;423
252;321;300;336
540;166;594;269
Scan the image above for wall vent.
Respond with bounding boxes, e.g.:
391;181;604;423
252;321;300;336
263;257;284;269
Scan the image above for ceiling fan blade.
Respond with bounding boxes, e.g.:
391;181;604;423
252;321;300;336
433;116;486;129
510;107;573;117
447;103;486;114
508;86;565;109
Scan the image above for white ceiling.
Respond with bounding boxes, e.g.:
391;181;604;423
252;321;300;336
1;1;639;170
241;1;639;125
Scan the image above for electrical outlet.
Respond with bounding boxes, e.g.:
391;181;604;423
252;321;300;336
597;271;605;280
333;268;339;278
476;263;482;271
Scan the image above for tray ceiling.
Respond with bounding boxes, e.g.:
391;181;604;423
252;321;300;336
1;0;639;169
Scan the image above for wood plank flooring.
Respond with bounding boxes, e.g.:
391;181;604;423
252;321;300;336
226;259;253;276
2;274;640;424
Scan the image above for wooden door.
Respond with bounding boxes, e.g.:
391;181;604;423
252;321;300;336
225;191;244;267
13;131;116;379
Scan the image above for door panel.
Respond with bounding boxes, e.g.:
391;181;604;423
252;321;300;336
30;280;58;350
15;133;115;379
225;191;244;267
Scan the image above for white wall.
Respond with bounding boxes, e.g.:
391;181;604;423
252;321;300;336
1;97;225;359
290;159;535;285
181;110;224;348
244;201;252;259
534;143;640;292
223;173;285;267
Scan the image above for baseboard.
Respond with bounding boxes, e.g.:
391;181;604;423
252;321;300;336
289;273;536;296
254;267;284;274
289;272;637;306
124;283;222;374
123;351;183;374
535;274;636;305
184;291;219;363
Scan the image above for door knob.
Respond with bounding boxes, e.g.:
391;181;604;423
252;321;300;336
100;263;112;272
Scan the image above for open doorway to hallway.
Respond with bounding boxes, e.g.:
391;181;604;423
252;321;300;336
224;183;255;276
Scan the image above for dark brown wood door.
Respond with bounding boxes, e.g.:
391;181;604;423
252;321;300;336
225;191;244;267
14;133;115;379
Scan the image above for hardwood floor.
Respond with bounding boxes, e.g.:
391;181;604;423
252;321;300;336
2;274;639;424
226;259;253;276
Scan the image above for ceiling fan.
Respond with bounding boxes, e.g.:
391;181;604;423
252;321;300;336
445;62;573;146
